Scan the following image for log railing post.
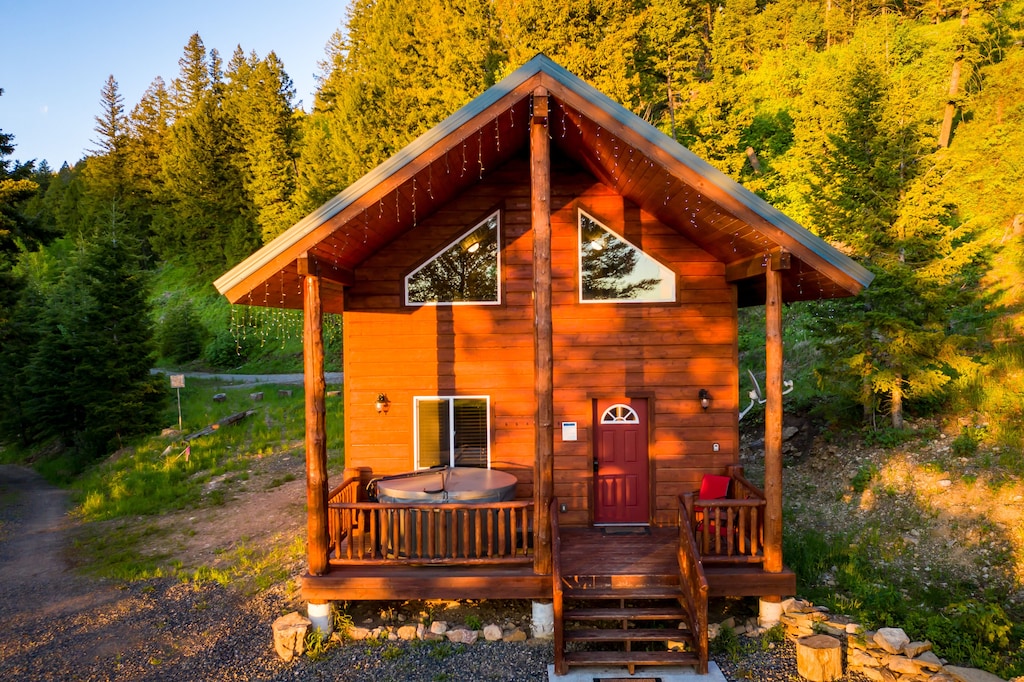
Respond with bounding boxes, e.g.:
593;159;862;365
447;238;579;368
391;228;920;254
301;259;330;576
532;88;554;576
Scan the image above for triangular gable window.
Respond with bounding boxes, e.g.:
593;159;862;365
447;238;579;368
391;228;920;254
579;211;676;303
406;211;501;305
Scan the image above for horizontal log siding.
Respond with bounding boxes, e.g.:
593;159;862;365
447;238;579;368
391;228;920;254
343;151;738;523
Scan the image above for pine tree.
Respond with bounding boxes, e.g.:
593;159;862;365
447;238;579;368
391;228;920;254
223;48;300;242
806;44;981;428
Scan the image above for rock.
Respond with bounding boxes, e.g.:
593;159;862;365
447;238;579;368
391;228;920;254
914;652;945;671
430;621;448;635
272;612;311;662
277;389;293;398
348;626;371;641
904;641;934;658
446;628;478;645
708;623;722;640
874;627;910;654
848;649;881;669
483;624;502;641
416;623;426;640
396;625;418;640
502;628;527;642
783;425;800;440
668;638;688;651
939;479;952;488
943;666;1009;682
846;622;865;635
213;393;227;402
249;391;264;401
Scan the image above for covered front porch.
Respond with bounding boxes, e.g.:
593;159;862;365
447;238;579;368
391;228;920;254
305;465;794;602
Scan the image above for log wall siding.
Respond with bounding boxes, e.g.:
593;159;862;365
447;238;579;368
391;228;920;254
343;150;738;526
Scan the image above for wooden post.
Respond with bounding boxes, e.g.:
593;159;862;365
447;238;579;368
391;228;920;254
302;265;329;576
531;88;554;576
763;267;784;574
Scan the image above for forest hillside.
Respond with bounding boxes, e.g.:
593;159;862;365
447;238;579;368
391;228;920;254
1;0;1021;482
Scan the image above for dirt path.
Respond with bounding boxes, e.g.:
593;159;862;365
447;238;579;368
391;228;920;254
0;465;296;681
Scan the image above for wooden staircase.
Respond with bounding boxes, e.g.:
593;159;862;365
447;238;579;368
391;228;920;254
551;502;709;676
559;580;701;674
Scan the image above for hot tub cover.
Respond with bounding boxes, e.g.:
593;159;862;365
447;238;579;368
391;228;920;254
375;467;517;503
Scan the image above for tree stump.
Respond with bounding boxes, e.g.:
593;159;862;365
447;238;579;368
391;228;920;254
796;634;843;682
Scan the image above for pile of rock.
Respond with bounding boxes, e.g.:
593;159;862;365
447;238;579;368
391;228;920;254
751;598;1016;682
345;619;529;645
272;611;531;662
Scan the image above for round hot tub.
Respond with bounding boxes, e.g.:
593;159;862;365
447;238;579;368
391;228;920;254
375;467;517;504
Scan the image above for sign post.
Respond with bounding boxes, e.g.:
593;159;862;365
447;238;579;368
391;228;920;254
170;374;185;431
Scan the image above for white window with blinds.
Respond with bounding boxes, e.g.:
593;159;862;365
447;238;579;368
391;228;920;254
414;396;490;469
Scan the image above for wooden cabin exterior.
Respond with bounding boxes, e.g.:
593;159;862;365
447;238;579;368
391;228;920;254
215;55;872;674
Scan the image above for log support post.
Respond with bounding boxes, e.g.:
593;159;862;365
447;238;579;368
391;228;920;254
301;256;330;577
763;266;784;575
531;88;553;576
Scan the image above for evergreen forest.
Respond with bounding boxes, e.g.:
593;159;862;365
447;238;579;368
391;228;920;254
1;1;1023;494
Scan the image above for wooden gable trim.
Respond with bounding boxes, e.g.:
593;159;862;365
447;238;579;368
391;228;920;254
532;64;872;297
215;74;543;307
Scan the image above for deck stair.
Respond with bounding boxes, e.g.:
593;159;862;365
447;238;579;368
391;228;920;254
551;510;708;676
559;576;700;674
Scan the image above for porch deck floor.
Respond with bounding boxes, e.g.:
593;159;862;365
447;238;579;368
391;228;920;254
559;526;796;598
303;526;796;602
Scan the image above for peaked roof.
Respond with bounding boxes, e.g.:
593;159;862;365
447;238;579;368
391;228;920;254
215;54;872;313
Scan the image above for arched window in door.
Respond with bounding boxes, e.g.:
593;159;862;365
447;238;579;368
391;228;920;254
600;404;639;424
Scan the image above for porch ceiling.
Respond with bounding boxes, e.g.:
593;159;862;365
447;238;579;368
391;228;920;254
214;54;872;313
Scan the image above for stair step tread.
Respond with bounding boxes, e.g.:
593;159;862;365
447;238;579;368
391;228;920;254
562;586;682;599
564;650;701;666
564;606;687;620
565;627;694;643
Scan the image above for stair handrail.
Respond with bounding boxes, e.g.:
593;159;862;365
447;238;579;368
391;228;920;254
678;495;710;675
550;498;567;676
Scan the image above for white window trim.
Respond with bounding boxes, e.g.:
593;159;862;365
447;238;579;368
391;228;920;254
600;404;640;424
413;395;491;469
405;210;502;306
578;209;677;304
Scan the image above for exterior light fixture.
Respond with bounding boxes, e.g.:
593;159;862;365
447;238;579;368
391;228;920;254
466;241;481;254
698;389;711;411
375;392;391;415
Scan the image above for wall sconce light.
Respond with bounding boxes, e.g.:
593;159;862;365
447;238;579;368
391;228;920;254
698;389;711;411
375;392;391;415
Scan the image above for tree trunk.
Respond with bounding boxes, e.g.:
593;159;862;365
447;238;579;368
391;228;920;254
938;7;970;148
890;373;904;430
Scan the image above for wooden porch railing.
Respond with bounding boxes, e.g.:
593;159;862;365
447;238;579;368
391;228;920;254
677;496;709;675
326;477;533;566
551;498;566;676
681;469;767;564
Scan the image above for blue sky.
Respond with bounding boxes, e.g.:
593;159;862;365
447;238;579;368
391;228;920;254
1;0;349;169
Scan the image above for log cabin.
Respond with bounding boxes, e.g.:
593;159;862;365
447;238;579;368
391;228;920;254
214;54;872;675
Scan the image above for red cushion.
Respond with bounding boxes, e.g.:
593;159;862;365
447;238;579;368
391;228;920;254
698;474;731;500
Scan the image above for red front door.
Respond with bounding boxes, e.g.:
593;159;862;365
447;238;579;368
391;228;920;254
593;399;650;525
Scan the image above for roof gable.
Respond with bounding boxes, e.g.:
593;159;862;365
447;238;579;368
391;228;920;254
215;54;872;312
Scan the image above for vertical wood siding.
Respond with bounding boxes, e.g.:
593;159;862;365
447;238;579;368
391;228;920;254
343;149;738;526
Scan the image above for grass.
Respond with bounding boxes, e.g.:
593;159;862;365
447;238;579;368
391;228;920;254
785;527;1024;678
58;377;344;584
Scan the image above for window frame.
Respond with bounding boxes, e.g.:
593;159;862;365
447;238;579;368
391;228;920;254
577;209;677;304
404;210;502;307
413;395;491;470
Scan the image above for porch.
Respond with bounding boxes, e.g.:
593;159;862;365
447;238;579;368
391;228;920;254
301;468;795;602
